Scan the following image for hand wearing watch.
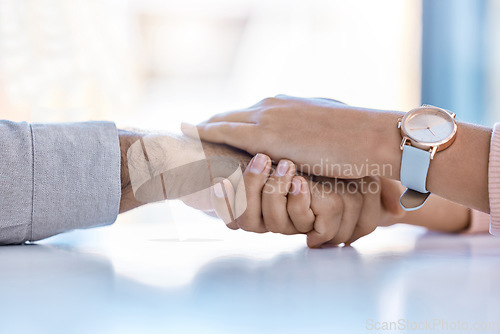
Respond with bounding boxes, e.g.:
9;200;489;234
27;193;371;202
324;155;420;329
398;104;458;211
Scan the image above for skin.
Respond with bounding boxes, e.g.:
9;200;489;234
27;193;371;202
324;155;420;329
118;129;471;248
188;95;491;214
209;154;405;247
119;130;400;247
119;129;145;213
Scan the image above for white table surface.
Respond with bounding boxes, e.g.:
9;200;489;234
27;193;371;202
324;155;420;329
1;201;499;334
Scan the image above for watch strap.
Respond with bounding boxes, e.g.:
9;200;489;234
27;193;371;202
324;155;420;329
400;145;431;193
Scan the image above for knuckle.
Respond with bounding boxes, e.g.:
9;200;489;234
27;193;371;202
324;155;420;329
348;227;373;243
261;97;279;105
346;190;364;210
296;225;312;234
234;216;250;231
262;210;288;233
243;179;264;195
221;122;236;133
281;228;298;236
315;233;333;246
352;187;364;200
311;221;338;245
251;227;268;234
207;112;224;122
316;192;343;215
259;107;274;121
263;217;281;233
334;230;352;244
261;129;279;146
262;180;282;197
235;216;258;232
363;225;377;236
325;226;338;241
286;201;307;217
290;216;314;234
363;176;381;195
244;168;268;185
357;220;377;236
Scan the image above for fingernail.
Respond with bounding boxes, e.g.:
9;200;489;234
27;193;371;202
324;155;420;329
249;154;268;174
275;160;290;177
291;178;302;195
213;182;225;198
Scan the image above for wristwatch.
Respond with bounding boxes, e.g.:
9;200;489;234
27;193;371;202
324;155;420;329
398;104;458;210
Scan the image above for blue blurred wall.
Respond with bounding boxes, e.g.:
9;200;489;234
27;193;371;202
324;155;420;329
422;0;487;124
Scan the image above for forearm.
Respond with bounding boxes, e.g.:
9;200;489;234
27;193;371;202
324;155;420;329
119;129;145;213
427;123;491;213
118;130;255;213
375;113;491;213
391;193;471;233
378;177;470;233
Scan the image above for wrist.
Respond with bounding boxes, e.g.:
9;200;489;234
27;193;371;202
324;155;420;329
119;130;141;189
118;129;145;213
369;110;404;180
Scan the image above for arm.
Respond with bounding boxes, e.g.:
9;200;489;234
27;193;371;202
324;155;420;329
376;117;491;214
190;95;492;213
379;179;472;233
399;195;471;233
0;120;397;246
0;123;268;244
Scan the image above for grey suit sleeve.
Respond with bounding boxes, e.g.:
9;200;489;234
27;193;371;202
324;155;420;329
0;121;121;244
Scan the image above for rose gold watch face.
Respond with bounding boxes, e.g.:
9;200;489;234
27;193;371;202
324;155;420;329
402;107;456;147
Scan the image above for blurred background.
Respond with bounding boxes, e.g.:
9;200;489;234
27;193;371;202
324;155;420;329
2;0;496;128
0;0;499;304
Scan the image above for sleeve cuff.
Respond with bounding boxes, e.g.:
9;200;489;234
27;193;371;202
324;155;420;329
30;121;121;241
488;123;500;236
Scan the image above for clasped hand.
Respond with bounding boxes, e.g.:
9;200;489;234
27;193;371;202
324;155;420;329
183;153;404;248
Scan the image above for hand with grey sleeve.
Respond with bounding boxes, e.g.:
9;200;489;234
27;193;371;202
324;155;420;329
0;121;254;244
